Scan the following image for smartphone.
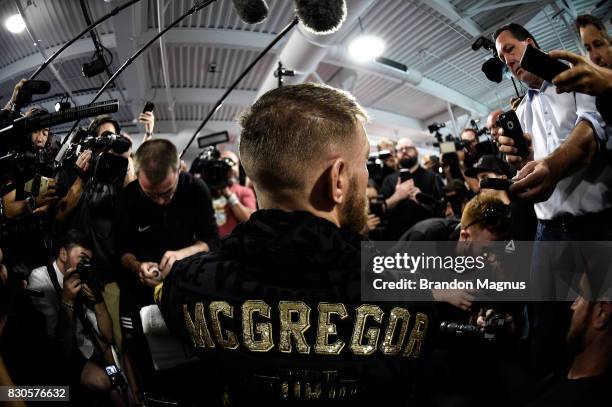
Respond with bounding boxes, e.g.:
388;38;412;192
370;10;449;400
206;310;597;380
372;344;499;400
399;169;412;182
497;110;528;157
142;101;155;114
24;175;52;197
520;44;569;83
479;177;514;191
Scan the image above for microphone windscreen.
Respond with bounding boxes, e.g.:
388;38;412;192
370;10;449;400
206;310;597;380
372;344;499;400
232;0;269;24
294;0;347;34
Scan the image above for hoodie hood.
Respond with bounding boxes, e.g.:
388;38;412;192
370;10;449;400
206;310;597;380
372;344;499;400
221;209;364;276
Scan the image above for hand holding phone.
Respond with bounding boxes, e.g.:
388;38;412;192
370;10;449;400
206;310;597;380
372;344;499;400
497;110;529;158
520;44;570;83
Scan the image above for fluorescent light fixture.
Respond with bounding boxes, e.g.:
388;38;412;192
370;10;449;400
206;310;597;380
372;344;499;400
5;14;25;34
348;35;384;62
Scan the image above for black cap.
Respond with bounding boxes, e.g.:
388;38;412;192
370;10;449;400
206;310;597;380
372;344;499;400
465;155;511;178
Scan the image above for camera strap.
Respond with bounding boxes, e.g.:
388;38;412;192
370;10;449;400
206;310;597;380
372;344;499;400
46;262;62;301
75;300;113;357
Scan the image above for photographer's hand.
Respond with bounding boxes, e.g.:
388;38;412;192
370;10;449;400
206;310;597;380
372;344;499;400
386;178;415;210
34;180;58;212
4;78;26;111
366;214;381;232
550;50;612;96
432;288;475;311
75;149;92;175
497;128;533;168
61;270;82;306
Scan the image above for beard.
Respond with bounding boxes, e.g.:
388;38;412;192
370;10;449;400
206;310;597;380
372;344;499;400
566;314;589;357
340;175;368;234
399;156;418;169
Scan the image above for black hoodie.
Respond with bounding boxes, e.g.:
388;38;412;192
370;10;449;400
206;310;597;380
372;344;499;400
160;210;433;405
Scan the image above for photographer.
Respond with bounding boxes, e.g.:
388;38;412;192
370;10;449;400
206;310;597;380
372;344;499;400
1;107;57;273
465;155;537;241
213;150;256;238
27;230;123;405
380;137;444;240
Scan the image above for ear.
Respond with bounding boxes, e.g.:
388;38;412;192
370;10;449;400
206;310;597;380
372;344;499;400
459;229;470;241
593;302;612;329
59;247;68;263
526;37;535;47
328;158;347;205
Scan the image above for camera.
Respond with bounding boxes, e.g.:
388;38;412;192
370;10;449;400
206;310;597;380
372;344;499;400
190;146;233;191
367;150;393;182
428;122;466;154
75;257;103;299
439;313;508;342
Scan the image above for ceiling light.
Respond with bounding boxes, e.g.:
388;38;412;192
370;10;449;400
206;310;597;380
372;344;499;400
5;14;25;34
349;35;385;63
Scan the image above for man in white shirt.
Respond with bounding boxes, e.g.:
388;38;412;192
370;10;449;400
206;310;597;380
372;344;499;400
28;230;123;405
494;22;612;379
494;23;612;241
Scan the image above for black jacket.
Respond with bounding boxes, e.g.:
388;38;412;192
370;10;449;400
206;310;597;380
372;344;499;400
160;210;433;405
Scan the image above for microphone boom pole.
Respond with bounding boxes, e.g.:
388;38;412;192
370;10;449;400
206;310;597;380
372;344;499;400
180;17;299;158
62;0;217;146
30;0;141;80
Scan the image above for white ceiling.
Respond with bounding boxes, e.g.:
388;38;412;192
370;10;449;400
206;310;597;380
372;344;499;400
0;0;610;159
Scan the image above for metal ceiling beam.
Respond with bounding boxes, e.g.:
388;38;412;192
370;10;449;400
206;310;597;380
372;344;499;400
423;0;482;37
0;26;489;118
464;1;541;18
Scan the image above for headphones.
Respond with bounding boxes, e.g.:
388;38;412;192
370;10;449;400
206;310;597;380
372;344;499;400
464;204;512;231
88;115;121;137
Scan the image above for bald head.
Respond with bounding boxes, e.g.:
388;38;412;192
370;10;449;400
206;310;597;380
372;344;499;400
396;138;416;149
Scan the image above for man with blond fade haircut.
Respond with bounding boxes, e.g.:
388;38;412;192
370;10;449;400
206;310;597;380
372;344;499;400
158;83;433;405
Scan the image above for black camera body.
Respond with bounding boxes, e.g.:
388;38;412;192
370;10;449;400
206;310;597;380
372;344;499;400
190;147;233;192
76;257;103;298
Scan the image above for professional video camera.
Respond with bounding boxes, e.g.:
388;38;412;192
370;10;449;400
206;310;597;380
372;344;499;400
75;257;103;300
189;131;231;193
367;150;393;181
429;122;466;154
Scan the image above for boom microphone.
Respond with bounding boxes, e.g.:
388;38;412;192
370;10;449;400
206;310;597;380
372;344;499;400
0;100;119;138
294;0;347;34
231;0;269;24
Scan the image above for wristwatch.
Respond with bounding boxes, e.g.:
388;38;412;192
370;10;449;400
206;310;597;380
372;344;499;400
228;193;239;206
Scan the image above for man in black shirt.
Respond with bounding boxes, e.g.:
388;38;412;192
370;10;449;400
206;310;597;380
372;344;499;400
527;292;611;407
115;139;217;399
116;139;218;307
380;137;444;240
